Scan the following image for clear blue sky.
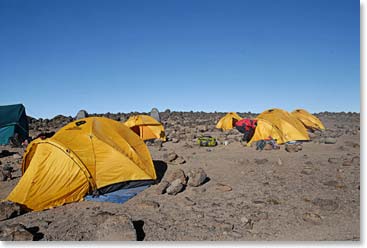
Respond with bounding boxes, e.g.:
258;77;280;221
0;0;359;118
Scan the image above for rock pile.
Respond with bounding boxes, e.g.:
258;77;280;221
156;168;208;195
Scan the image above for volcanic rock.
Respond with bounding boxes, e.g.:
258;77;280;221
166;179;184;195
187;168;207;187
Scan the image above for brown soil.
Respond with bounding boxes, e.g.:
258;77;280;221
0;112;360;241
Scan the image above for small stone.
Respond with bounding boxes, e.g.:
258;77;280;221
277;158;283;166
215;183;232;192
156;181;170;194
171;138;179;143
166;179;184;195
328;158;338;164
267;198;280;205
166;152;178;162
240;216;249;223
136;200;160;210
342;161;352;167
187;168;207;187
182;197;196;206
301;168;313;175
324;138;337;144
302;213;322;225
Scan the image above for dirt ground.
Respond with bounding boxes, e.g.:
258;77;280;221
0;112;360;241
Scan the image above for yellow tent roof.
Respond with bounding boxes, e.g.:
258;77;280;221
291;109;325;131
215;112;242;131
124;115;166;141
248;108;310;145
7;117;156;211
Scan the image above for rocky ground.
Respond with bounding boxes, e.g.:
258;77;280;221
0;111;360;241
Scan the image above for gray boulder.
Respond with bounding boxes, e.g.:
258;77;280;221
150;108;161;122
75;110;88;120
187;168;207;187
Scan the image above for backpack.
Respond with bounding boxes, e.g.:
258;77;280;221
197;136;217;147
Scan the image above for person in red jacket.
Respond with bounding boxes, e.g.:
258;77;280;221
235;118;257;143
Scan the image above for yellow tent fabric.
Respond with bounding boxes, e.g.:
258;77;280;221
248;108;310;145
7;117;156;211
215;112;242;131
124;115;166;141
291;109;325;131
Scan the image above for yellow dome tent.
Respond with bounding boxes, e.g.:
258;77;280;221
248;108;310;145
124;115;166;141
7;117;156;211
215;112;242;131
291;109;325;131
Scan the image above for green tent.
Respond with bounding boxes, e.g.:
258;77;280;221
0;104;29;145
